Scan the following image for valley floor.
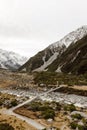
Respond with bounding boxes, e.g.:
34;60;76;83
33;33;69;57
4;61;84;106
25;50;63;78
0;108;37;130
0;69;87;130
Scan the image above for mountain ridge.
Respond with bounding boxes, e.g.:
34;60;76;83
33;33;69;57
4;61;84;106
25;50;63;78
18;26;87;74
47;34;87;74
0;49;27;70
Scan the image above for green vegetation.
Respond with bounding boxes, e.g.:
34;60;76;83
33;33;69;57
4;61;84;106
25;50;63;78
34;72;87;87
0;123;14;130
70;122;78;129
0;101;3;106
26;101;61;120
70;122;87;130
64;104;76;112
47;35;87;74
27;101;42;111
0;93;18;108
11;99;18;107
55;87;87;96
82;118;87;126
78;125;84;130
71;113;83;120
41;109;55;119
34;72;58;86
19;48;53;72
70;114;87;130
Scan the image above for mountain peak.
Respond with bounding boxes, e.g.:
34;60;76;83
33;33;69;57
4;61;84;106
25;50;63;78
0;49;27;70
59;25;87;47
80;25;87;29
47;25;87;50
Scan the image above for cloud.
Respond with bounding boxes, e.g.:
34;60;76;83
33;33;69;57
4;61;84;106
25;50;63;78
0;0;87;57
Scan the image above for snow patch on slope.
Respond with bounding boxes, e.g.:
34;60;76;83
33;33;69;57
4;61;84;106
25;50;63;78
34;52;58;72
71;50;81;62
56;66;62;73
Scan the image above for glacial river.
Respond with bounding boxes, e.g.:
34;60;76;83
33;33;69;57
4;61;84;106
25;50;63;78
40;92;87;108
0;88;87;108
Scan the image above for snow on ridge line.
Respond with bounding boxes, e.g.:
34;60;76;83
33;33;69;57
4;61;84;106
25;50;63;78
59;26;87;47
49;26;87;49
33;26;87;72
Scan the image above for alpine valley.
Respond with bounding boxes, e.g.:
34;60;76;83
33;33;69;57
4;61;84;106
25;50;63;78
0;26;87;130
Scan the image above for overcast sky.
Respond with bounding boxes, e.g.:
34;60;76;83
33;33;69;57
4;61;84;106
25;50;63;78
0;0;87;57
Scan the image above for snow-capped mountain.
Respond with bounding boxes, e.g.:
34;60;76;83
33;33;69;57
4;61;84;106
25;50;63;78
48;34;87;74
58;25;87;47
18;42;66;72
0;49;27;70
19;26;87;74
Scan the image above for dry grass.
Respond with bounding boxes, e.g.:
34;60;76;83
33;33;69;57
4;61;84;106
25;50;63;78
0;69;34;89
0;80;17;88
14;107;70;130
0;108;37;130
14;107;38;119
72;85;87;90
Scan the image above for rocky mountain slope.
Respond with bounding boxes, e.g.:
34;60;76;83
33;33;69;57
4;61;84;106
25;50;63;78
0;49;27;70
18;42;66;72
19;26;87;74
47;35;87;74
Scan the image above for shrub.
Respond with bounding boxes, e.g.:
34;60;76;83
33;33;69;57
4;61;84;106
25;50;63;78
71;113;83;120
29;102;42;111
41;109;55;119
0;123;14;130
70;122;78;129
0;101;3;106
70;122;86;130
78;125;84;130
56;103;61;111
64;104;76;112
11;100;17;107
63;112;68;115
